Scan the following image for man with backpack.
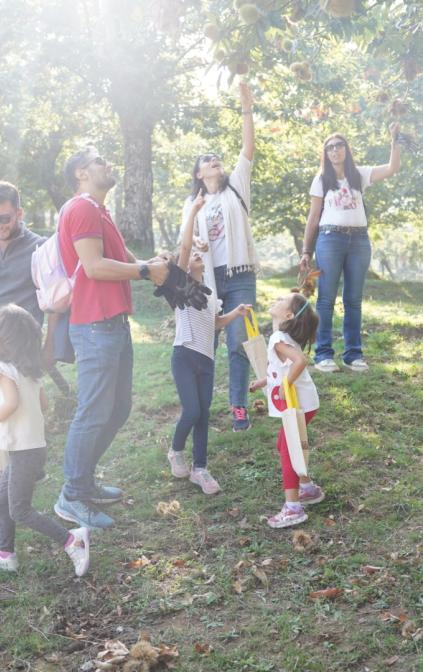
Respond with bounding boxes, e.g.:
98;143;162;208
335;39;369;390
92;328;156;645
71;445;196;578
0;181;58;367
52;147;172;530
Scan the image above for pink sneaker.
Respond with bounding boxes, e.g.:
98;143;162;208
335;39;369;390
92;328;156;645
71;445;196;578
0;550;18;572
65;528;90;577
299;483;325;505
190;468;221;495
267;504;308;529
167;449;190;478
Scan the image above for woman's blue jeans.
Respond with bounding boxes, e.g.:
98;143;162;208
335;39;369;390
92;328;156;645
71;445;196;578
214;266;256;407
315;229;371;365
63;318;133;501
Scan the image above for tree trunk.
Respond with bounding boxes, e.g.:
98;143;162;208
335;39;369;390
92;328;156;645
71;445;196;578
118;114;155;253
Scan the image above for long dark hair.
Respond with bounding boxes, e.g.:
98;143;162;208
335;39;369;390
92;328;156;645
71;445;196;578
190;154;229;199
320;133;362;194
0;304;43;380
279;293;319;352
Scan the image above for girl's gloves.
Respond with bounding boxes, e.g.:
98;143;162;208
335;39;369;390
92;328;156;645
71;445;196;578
153;261;212;310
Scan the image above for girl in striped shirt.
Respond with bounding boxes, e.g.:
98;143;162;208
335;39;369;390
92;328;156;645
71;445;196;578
168;190;251;494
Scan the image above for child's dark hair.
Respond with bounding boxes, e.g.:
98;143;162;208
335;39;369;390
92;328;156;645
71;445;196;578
0;304;43;379
279;293;319;352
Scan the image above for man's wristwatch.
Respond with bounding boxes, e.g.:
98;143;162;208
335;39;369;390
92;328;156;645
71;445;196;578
139;263;150;280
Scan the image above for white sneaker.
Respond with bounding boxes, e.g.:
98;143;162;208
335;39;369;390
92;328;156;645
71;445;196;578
0;551;18;572
343;359;369;372
167;450;190;478
190;468;221;495
314;359;340;373
65;528;90;577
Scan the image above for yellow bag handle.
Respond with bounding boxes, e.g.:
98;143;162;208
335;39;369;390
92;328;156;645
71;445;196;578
283;376;299;409
244;308;260;339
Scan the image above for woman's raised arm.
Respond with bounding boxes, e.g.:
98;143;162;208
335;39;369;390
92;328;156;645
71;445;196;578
370;122;401;184
240;82;254;161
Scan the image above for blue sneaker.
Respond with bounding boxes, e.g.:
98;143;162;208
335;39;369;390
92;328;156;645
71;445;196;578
89;484;123;505
54;493;114;530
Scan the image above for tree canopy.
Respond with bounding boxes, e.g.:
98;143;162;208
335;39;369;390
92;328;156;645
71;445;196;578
0;0;421;271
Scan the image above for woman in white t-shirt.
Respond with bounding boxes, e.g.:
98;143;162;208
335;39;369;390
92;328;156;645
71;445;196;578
300;125;401;372
181;82;259;432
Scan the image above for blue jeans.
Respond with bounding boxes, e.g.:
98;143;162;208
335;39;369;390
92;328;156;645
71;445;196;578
315;229;371;364
171;346;214;469
63;318;133;500
214;266;256;407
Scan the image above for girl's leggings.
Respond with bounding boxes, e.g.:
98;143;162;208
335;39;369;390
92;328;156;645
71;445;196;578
276;409;317;491
171;346;214;469
0;447;68;553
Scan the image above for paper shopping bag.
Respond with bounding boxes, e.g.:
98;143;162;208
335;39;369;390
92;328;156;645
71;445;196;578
242;309;268;380
281;377;308;477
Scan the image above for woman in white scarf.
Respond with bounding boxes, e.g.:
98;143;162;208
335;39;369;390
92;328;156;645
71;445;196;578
181;82;259;432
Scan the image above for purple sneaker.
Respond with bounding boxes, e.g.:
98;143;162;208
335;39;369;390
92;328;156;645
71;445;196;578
299;483;325;505
267;504;308;529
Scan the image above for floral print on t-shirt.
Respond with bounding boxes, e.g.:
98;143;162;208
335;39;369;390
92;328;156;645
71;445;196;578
328;183;358;211
206;202;224;241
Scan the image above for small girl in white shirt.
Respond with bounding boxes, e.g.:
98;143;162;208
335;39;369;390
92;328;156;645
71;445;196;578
251;292;324;528
168;190;251;494
0;304;89;576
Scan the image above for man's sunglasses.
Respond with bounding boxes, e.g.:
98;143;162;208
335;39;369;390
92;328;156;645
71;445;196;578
0;214;14;225
80;156;107;169
325;141;346;153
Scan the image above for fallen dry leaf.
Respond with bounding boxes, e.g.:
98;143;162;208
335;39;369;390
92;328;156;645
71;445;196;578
385;656;400;667
227;507;241;518
361;565;384;575
238;516;252;530
309;587;343;600
401;620;418;639
172;559;186;568
292;530;315;552
233;579;247;594
238;536;251;547
412;628;423;642
126;555;151;569
251;565;269;588
379;611;408;623
194;642;214;655
323;517;336;527
156;500;181;517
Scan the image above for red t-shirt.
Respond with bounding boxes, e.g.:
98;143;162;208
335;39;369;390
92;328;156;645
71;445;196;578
59;195;133;325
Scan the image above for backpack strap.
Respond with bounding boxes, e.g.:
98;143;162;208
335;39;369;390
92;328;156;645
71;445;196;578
228;182;248;215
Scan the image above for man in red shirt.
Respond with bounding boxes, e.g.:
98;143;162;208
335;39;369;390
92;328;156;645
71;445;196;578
54;146;169;530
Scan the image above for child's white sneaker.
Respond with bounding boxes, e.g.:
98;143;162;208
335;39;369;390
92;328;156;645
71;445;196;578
0;550;18;572
167;449;190;478
65;528;90;577
267;503;308;529
190;467;221;495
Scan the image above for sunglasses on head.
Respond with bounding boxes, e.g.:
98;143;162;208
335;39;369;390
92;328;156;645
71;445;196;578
199;154;221;164
0;214;14;225
325;141;346;152
80;156;107;169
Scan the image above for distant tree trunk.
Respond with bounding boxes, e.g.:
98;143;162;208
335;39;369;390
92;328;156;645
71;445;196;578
118;113;155;253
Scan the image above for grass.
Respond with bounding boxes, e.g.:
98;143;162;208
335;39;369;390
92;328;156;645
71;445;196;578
0;274;422;672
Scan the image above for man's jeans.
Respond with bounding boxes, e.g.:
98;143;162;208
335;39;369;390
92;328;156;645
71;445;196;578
315;229;371;365
214;266;256;407
63;318;133;501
